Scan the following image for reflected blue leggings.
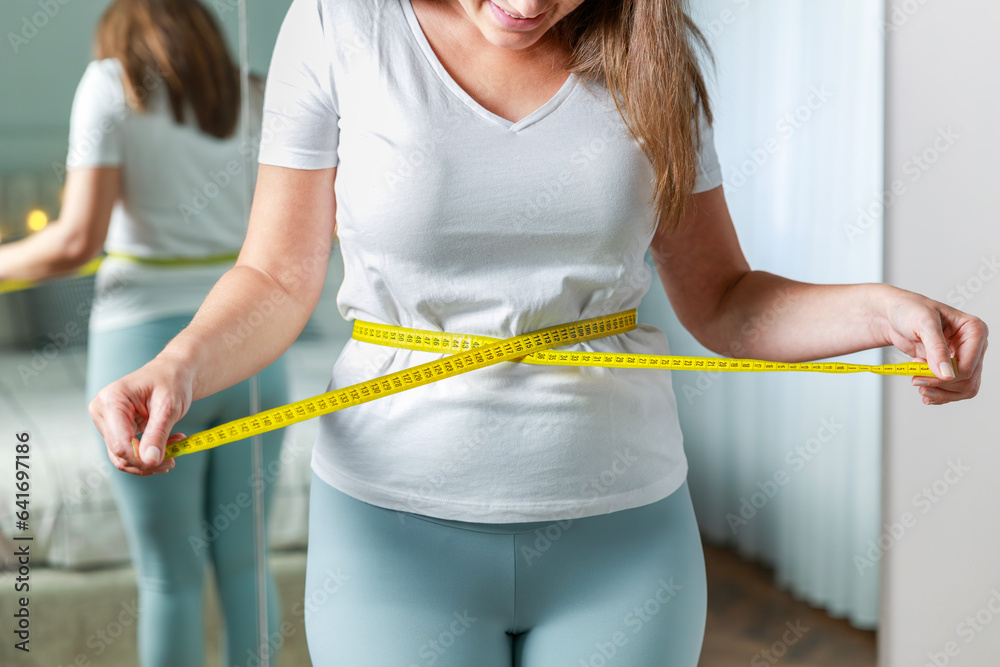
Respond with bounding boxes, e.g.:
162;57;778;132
87;314;288;667
304;472;708;667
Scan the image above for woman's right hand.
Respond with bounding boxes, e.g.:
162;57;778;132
89;355;194;476
87;165;336;476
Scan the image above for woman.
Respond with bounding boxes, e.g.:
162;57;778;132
0;1;288;665
89;0;988;665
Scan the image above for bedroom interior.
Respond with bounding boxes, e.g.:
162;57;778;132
1;1;997;666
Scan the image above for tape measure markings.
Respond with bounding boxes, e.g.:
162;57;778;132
164;309;937;460
4;258;942;461
164;310;636;458
354;320;937;376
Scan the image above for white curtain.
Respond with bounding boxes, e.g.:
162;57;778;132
638;1;885;628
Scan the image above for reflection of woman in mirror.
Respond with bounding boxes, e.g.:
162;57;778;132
0;1;287;665
88;0;988;665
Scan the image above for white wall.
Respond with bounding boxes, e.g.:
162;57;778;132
882;1;1000;665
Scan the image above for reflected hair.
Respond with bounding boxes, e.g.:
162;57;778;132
554;0;714;238
95;0;241;139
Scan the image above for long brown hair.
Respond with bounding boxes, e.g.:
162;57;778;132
95;0;241;139
555;0;714;238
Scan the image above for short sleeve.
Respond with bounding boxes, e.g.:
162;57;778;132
692;106;724;193
66;60;126;169
258;0;340;169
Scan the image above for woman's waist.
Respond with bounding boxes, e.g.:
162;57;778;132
340;318;672;360
343;298;661;343
330;325;676;401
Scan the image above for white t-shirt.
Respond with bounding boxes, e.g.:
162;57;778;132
66;58;263;332
259;0;725;522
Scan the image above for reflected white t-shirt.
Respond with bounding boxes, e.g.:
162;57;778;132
259;0;725;522
66;59;263;332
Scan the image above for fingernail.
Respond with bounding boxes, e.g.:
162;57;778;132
141;446;162;466
939;361;956;379
913;379;929;387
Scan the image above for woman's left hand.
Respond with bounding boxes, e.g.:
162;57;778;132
880;289;989;405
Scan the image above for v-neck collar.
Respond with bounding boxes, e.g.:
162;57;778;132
400;0;578;133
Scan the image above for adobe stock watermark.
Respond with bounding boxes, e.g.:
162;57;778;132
853;459;970;575
397;410;504;520
8;0;73;54
181;97;303;222
700;0;755;39
187;437;307;556
578;578;682;667
680;287;801;405
227;567;352;667
723;85;834;193
945;253;1000;310
52;64;167;182
512;122;626;230
56;598;140;667
209;0;242;15
222;244;331;351
882;0;935;35
17;264;132;385
518;448;639;567
384;106;464;193
178;160;246;223
725;417;845;534
843;126;960;243
750;620;810;666
921;587;1000;667
61;460;112;507
405;610;478;667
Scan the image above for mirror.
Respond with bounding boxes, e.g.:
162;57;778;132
0;2;327;665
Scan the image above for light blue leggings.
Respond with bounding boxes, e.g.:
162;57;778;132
87;314;288;667
305;472;708;666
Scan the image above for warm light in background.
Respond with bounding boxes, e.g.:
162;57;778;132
27;209;48;232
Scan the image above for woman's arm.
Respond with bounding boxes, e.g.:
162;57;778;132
651;186;988;403
0;167;118;281
89;164;337;474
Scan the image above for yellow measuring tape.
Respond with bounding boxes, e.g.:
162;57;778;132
0;258;943;460
0;256;104;295
162;308;942;460
0;251;239;295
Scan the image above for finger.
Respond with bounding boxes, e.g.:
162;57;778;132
914;377;976;397
91;393;144;468
108;451;174;476
917;384;970;405
910;354;970;388
136;391;180;467
913;376;975;392
909;357;943;385
950;318;989;380
917;319;956;380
